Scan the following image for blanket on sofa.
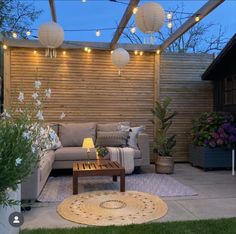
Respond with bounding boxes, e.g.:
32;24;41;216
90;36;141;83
107;147;135;174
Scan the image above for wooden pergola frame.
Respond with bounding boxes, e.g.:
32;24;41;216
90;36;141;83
1;0;225;52
48;0;225;52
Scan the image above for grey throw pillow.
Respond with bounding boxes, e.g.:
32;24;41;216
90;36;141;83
96;131;129;147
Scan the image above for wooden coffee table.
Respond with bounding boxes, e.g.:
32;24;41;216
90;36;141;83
72;160;125;194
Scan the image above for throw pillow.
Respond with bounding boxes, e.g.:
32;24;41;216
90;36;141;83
96;131;129;147
47;126;62;150
97;122;130;132
120;125;145;149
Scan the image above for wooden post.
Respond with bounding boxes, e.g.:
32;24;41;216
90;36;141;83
49;0;57;22
3;49;10;110
0;45;3;112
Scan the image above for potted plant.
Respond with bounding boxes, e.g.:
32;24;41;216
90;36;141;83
0;80;52;234
151;97;178;174
189;112;236;170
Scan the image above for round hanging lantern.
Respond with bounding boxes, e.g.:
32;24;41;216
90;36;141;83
111;48;130;75
135;2;165;34
38;22;64;58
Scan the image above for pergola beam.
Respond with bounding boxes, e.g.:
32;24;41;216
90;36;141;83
159;0;225;51
49;0;57;22
110;0;140;50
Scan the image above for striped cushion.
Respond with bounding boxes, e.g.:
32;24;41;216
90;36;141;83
96;131;128;147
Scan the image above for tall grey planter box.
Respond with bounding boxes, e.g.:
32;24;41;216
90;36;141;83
189;145;232;170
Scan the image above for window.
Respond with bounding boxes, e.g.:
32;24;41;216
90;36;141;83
224;75;236;105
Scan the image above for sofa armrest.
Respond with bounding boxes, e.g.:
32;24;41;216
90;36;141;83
137;133;150;165
21;166;40;201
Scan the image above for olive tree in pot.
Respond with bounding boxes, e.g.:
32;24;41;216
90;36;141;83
151;97;178;174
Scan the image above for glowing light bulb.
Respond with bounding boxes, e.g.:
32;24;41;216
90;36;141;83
33;50;37;54
195;15;200;22
139;51;143;56
96;30;101;37
167;12;172;20
26;31;31;36
156;49;161;55
12;32;17;38
134;50;138;55
63;51;66;55
167;22;173;29
3;44;7;50
87;48;91;53
133;7;138;14
84;47;88;52
130;27;136;34
111;50;114;54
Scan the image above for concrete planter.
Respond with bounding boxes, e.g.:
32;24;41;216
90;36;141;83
0;186;21;234
189;144;232;170
155;156;174;174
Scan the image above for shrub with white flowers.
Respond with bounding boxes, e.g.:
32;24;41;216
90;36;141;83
0;80;53;206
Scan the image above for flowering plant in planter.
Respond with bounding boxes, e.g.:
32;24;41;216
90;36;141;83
0;80;53;206
191;112;236;149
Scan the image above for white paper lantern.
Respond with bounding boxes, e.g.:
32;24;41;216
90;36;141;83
135;2;165;34
111;48;130;75
38;22;64;58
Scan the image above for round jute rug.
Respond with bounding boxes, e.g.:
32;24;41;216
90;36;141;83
57;190;168;226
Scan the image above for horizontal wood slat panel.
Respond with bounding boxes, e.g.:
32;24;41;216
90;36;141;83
7;48;214;162
8;48;155;155
160;53;213;162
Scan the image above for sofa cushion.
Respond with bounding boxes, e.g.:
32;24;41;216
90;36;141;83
97;122;130;132
55;147;97;161
106;148;141;159
96;131;128;147
59;123;96;147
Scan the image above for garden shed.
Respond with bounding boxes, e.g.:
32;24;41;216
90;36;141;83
202;33;236;117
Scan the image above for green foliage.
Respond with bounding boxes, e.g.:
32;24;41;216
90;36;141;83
0;0;42;38
96;147;108;158
0;109;40;206
151;97;178;157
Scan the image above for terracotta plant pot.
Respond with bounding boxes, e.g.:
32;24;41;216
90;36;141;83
155;155;174;174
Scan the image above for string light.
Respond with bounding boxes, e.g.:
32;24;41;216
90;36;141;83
2;44;7;50
139;51;143;56
12;32;17;38
195;14;200;22
110;50;114;54
167;12;172;20
84;47;88;52
133;7;138;14
33;50;37;54
134;50;138;55
156;49;161;55
62;51;66;55
167;22;173;29
96;30;101;37
130;27;136;34
26;31;31;36
87;48;91;53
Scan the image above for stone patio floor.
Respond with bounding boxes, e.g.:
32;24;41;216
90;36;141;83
21;163;236;230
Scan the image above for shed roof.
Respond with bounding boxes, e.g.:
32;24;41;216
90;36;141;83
202;33;236;80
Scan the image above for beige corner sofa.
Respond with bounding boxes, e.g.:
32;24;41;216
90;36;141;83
21;122;150;201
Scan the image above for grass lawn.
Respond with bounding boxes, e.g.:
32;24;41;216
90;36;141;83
21;218;236;234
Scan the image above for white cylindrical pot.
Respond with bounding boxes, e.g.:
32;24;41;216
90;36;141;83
0;185;21;234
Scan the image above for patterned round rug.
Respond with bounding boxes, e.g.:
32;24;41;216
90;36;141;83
57;190;168;226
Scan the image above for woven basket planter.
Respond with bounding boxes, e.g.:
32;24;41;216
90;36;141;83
155;156;174;174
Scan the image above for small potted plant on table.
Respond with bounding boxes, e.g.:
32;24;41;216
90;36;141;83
151;97;178;174
189;112;236;170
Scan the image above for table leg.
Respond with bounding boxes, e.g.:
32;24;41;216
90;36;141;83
120;170;125;192
73;172;78;195
113;175;117;182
